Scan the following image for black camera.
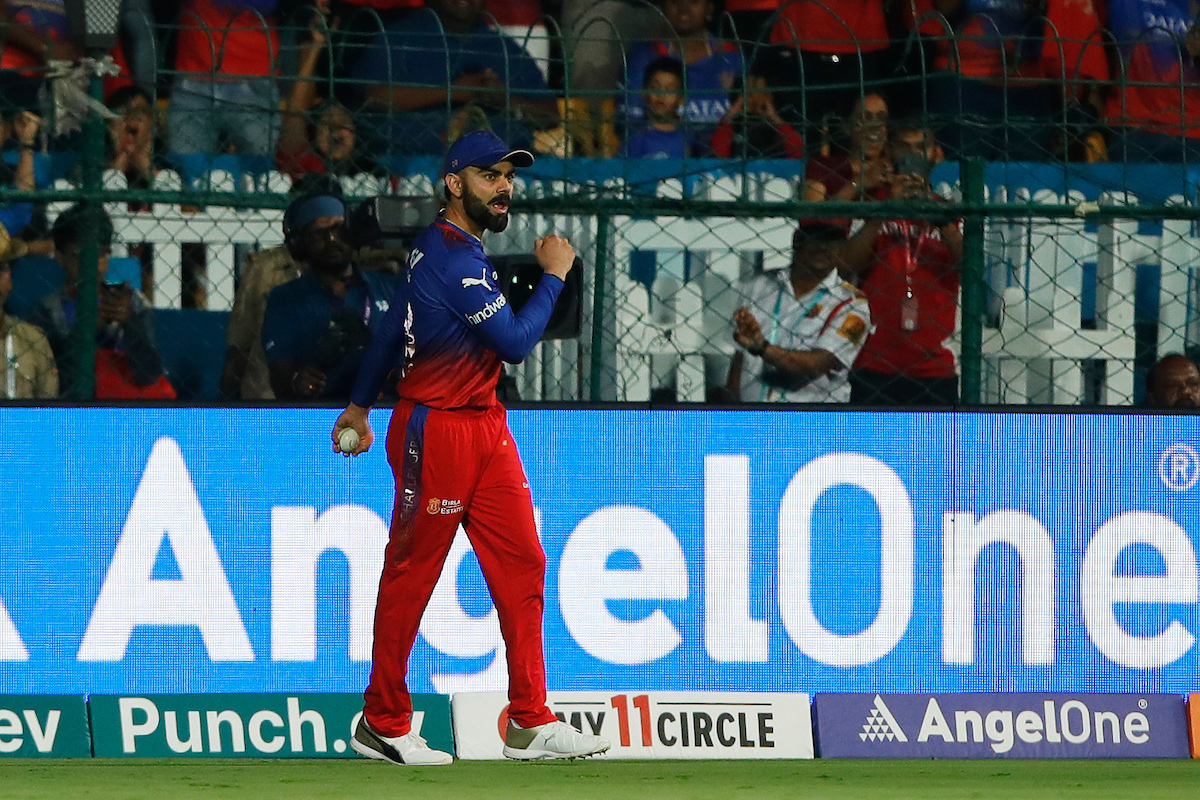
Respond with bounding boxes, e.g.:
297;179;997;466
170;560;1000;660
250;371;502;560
346;195;442;250
491;254;582;340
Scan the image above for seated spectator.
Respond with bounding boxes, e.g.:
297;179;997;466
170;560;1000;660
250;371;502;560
761;0;893;137
1105;0;1200;162
1145;353;1200;408
802;92;892;224
623;0;743;140
726;221;871;403
0;108;37;234
0;250;57;398
622;56;703;158
841;149;962;406
27;204;173;398
346;0;559;156
220;176;342;400
276;7;389;183
168;0;282;157
710;72;804;159
0;0;83;119
925;0;1055;162
560;0;671;144
261;190;402;400
103;85;174;193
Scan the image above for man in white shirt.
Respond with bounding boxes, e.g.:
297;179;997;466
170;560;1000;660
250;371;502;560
726;221;871;403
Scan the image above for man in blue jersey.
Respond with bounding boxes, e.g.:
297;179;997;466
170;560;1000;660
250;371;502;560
331;131;611;765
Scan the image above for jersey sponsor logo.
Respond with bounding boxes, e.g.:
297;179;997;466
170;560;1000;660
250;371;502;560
426;498;464;516
466;294;508;325
461;276;491;290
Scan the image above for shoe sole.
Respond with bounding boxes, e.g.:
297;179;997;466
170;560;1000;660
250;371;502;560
501;743;611;761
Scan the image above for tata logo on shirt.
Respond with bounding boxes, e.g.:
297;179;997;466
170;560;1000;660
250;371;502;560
813;693;1189;758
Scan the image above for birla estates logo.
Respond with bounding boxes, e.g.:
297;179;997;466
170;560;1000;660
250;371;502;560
816;693;1190;759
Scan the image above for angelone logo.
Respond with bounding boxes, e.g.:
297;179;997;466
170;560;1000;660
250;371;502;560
815;693;1190;759
859;695;906;742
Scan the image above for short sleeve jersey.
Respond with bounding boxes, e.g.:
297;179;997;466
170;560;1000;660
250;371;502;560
737;270;871;403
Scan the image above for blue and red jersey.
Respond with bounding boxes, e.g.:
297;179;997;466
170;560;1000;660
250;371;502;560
351;218;563;410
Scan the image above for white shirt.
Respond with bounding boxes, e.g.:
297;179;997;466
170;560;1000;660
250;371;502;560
737;270;871;403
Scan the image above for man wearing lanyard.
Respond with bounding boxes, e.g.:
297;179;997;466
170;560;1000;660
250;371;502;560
727;221;871;403
841;152;964;406
262;191;402;401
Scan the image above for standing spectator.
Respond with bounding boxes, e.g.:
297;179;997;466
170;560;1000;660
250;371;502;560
347;0;559;156
623;0;743;138
167;0;281;156
275;7;388;183
220;176;342;400
1105;0;1200;162
889;116;945;167
924;0;1055;161
841;149;962;406
1145;353;1200;408
622;56;700;157
329;130;610;764
763;0;893;137
261;190;401;401
0;257;57;398
27;204;172;398
802;92;893;225
710;71;805;159
726;221;870;403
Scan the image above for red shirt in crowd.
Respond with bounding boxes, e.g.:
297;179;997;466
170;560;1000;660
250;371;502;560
854;218;961;379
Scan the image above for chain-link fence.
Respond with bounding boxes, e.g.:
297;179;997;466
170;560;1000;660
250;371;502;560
0;2;1197;406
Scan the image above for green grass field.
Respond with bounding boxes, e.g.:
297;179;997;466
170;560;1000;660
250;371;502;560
0;758;1196;800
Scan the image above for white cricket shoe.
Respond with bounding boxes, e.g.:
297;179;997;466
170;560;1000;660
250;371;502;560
502;719;611;761
350;717;453;766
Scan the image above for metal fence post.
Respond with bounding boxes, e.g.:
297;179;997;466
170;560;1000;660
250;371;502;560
67;72;105;399
588;211;610;401
960;157;986;406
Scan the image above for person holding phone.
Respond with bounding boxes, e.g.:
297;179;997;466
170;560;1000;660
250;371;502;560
26;204;172;398
839;150;963;406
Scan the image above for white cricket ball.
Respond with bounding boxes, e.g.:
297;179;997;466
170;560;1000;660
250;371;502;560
338;428;360;453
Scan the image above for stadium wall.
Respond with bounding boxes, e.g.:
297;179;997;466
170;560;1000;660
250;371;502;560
0;406;1198;699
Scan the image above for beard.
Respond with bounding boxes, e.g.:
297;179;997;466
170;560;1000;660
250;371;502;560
308;236;354;276
463;183;510;233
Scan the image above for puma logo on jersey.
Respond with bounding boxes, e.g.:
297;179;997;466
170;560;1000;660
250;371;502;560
462;276;491;289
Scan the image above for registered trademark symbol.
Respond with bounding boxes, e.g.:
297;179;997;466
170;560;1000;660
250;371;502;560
1158;444;1200;491
1138;699;1148;710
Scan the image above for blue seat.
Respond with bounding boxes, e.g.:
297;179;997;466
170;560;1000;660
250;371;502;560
154;308;229;401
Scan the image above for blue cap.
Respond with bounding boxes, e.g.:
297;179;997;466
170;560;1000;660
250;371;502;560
442;130;534;176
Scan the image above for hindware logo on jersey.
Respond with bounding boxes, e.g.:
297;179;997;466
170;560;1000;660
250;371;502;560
815;693;1190;758
466;294;507;325
450;691;814;760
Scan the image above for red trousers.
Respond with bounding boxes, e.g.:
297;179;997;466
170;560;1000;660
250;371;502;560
363;400;559;736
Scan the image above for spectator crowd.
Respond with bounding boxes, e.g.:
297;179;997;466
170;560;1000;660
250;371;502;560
0;0;1198;404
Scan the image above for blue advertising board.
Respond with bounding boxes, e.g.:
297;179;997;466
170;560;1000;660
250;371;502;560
0;408;1198;697
812;693;1190;758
